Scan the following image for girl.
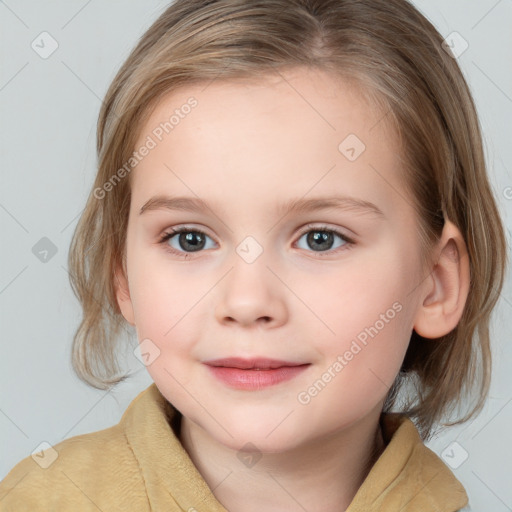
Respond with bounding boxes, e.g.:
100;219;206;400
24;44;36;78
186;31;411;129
0;0;507;510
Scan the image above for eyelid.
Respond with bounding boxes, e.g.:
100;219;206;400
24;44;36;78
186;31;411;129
158;224;217;245
296;222;355;241
158;223;354;243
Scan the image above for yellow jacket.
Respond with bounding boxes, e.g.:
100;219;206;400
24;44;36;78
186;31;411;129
0;383;468;511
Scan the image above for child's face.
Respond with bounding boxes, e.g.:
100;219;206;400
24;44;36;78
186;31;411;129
118;67;428;451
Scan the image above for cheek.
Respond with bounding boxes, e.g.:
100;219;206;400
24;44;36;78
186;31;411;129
127;251;200;351
128;238;190;317
129;262;201;394
310;249;417;386
308;249;413;334
304;301;412;421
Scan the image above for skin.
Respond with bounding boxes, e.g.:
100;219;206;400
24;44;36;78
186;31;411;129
115;66;470;512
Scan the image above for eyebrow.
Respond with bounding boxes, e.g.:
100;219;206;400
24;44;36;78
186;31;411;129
139;195;385;218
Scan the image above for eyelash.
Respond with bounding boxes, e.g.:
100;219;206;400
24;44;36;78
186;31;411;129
157;224;355;259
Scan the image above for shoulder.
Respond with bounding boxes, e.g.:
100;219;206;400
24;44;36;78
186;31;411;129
0;423;148;511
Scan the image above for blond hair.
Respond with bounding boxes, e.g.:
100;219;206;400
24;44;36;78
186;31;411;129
68;0;508;441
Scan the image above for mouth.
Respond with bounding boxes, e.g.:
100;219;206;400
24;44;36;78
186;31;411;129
203;357;308;370
203;357;311;390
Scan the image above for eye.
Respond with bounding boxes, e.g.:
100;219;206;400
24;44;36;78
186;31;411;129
294;225;354;255
158;227;216;257
158;224;355;259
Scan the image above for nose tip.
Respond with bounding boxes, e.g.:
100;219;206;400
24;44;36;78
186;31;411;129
214;258;288;329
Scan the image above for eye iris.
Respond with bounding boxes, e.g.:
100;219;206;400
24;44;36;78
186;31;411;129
307;231;333;251
179;232;205;252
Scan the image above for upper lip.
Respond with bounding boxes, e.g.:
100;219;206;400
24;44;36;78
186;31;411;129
203;357;309;370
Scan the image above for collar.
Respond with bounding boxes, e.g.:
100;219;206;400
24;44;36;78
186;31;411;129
346;413;468;511
121;383;468;512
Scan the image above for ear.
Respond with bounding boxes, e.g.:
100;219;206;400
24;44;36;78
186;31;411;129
413;219;470;339
114;262;136;326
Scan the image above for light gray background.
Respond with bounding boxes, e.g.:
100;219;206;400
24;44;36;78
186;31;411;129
1;1;511;510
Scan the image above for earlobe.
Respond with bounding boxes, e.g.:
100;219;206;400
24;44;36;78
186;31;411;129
413;220;470;339
114;264;136;326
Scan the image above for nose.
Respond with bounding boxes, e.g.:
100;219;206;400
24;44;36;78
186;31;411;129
214;259;288;329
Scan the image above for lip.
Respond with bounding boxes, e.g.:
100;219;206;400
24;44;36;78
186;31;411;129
203;357;310;390
204;357;306;370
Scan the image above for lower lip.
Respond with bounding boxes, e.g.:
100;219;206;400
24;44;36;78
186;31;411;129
205;364;310;390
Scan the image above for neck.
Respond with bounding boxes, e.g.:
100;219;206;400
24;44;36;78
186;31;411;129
178;406;386;512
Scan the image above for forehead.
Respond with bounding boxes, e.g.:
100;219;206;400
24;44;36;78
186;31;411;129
134;67;396;149
130;67;407;218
